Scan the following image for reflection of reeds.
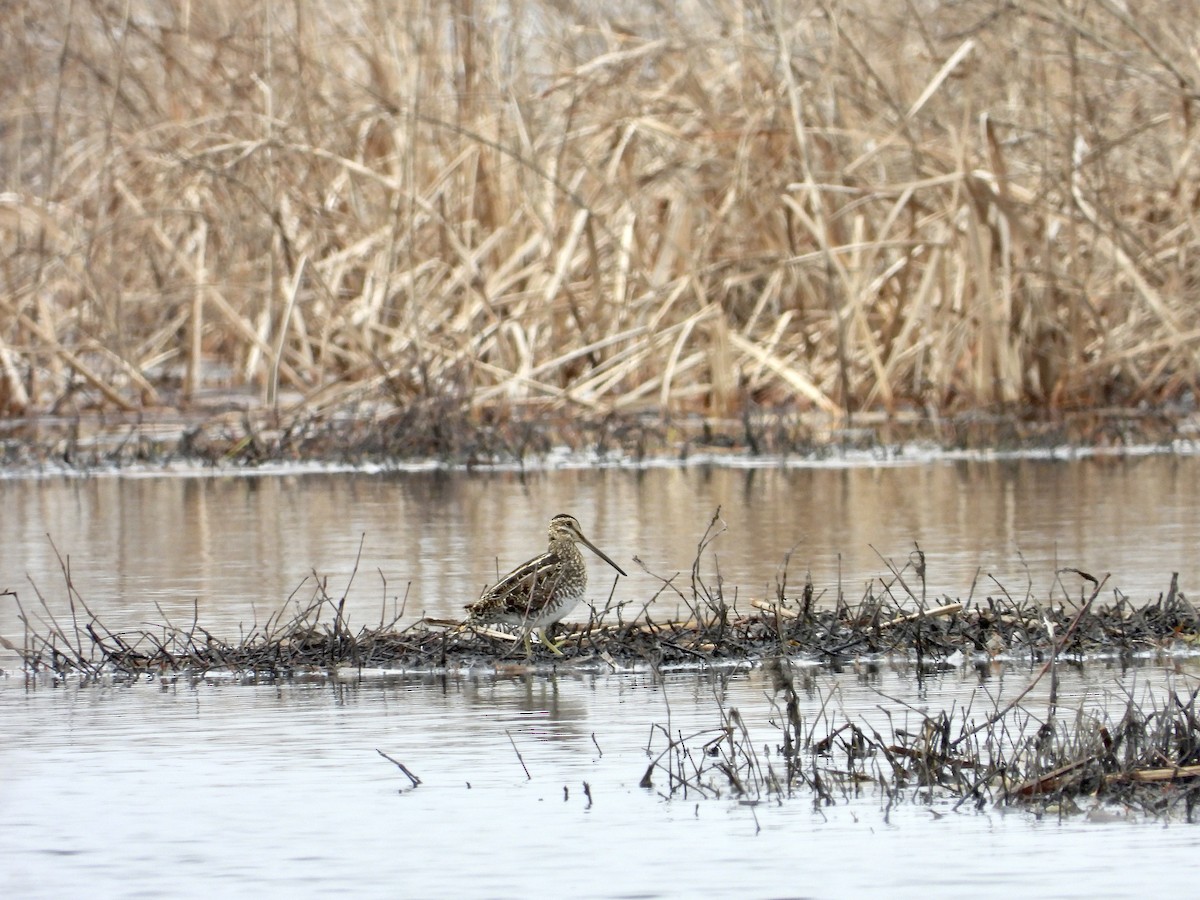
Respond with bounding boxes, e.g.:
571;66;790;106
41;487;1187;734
642;659;1200;821
3;2;1199;431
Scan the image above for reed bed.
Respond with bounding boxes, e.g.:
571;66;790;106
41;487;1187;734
3;1;1200;447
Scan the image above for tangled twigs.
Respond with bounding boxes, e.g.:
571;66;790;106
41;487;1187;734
10;574;1200;676
644;676;1200;821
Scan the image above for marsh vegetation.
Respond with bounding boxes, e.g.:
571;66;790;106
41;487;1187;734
3;1;1199;460
11;534;1200;821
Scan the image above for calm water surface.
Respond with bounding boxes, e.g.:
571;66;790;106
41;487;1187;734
1;454;1198;639
3;663;1200;898
3;455;1200;896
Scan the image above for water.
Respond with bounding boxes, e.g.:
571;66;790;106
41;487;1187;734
2;454;1199;641
3;663;1199;898
3;454;1200;896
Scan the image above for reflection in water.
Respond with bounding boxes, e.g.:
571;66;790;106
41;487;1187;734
3;663;1199;897
2;456;1199;644
464;673;592;730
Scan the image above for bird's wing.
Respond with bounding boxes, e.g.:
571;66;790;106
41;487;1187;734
480;551;565;600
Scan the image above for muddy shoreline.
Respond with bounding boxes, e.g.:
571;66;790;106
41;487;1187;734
1;405;1196;471
11;564;1197;679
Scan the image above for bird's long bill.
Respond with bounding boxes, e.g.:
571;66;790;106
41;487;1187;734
579;535;627;577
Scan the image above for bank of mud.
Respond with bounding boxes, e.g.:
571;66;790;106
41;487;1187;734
1;404;1196;471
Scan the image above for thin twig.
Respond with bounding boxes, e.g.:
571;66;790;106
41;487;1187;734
506;729;532;781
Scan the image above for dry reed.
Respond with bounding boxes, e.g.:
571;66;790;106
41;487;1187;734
2;1;1199;447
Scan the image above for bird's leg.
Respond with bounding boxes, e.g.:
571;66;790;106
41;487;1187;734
539;626;565;656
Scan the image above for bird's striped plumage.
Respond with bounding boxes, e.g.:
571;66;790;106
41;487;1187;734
466;514;626;653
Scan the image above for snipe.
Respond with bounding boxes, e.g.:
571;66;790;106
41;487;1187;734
466;513;626;655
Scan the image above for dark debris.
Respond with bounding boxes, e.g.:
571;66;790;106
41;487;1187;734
11;578;1200;678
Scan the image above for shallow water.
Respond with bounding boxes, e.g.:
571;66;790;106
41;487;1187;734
2;454;1198;642
4;455;1200;896
3;662;1199;898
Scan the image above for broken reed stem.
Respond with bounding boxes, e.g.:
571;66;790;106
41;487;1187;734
376;749;422;788
505;729;532;781
880;602;964;629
